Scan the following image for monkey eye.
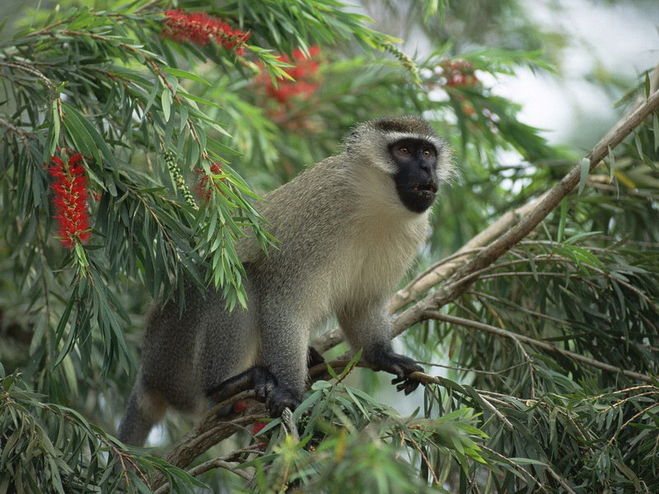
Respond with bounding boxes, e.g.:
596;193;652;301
422;149;434;159
398;146;410;155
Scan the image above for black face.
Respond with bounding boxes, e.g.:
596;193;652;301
388;138;438;213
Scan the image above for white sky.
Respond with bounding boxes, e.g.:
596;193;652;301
493;0;659;146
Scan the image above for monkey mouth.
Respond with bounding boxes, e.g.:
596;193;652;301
396;181;438;212
409;183;438;197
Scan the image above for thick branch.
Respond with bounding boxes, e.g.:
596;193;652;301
389;195;546;312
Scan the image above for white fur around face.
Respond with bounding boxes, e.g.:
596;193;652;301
382;131;444;151
346;124;452;183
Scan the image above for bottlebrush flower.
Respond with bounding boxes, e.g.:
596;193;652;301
251;420;268;435
162;10;250;54
260;46;321;104
438;59;479;88
194;162;225;202
48;151;91;248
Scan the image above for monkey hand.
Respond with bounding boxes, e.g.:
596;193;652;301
367;351;424;395
266;386;302;418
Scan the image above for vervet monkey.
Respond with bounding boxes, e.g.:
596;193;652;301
118;116;452;446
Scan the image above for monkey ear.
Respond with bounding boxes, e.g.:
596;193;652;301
343;129;360;151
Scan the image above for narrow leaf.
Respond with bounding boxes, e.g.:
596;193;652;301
578;157;590;194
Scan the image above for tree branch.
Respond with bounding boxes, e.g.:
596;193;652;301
149;406;266;490
153;448;261;494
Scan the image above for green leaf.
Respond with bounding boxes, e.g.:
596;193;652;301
556;199;568;243
578;157;590;194
161;89;173;122
48;99;61;156
61;103;113;165
162;67;211;86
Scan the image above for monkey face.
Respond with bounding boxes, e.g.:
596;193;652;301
388;137;439;213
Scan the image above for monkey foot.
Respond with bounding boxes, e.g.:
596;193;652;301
266;386;301;417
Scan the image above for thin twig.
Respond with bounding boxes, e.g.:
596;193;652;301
424;311;655;383
479;445;551;493
606;403;659;448
0;118;31;140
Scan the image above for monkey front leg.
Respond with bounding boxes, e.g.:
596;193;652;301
338;302;424;395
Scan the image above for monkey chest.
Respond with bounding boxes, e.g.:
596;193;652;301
326;225;421;306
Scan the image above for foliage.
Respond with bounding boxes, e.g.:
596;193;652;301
1;0;658;493
0;364;204;493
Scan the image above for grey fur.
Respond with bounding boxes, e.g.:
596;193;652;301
118;117;451;446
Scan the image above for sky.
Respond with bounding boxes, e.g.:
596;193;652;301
368;0;658;151
489;0;658;149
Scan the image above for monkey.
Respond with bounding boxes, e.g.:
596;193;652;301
117;116;452;446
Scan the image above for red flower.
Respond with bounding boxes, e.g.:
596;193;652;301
194;162;225;202
259;46;322;104
251;420;268;435
163;10;250;54
48;151;91;248
232;400;249;413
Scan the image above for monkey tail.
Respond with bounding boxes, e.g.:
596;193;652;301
117;382;167;447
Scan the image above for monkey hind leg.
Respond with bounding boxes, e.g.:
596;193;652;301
117;384;167;447
206;365;277;404
308;346;325;368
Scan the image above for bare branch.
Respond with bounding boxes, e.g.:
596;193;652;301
153;449;259;494
150;406;266;490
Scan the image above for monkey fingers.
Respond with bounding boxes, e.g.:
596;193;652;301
370;351;424;394
391;375;421;395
